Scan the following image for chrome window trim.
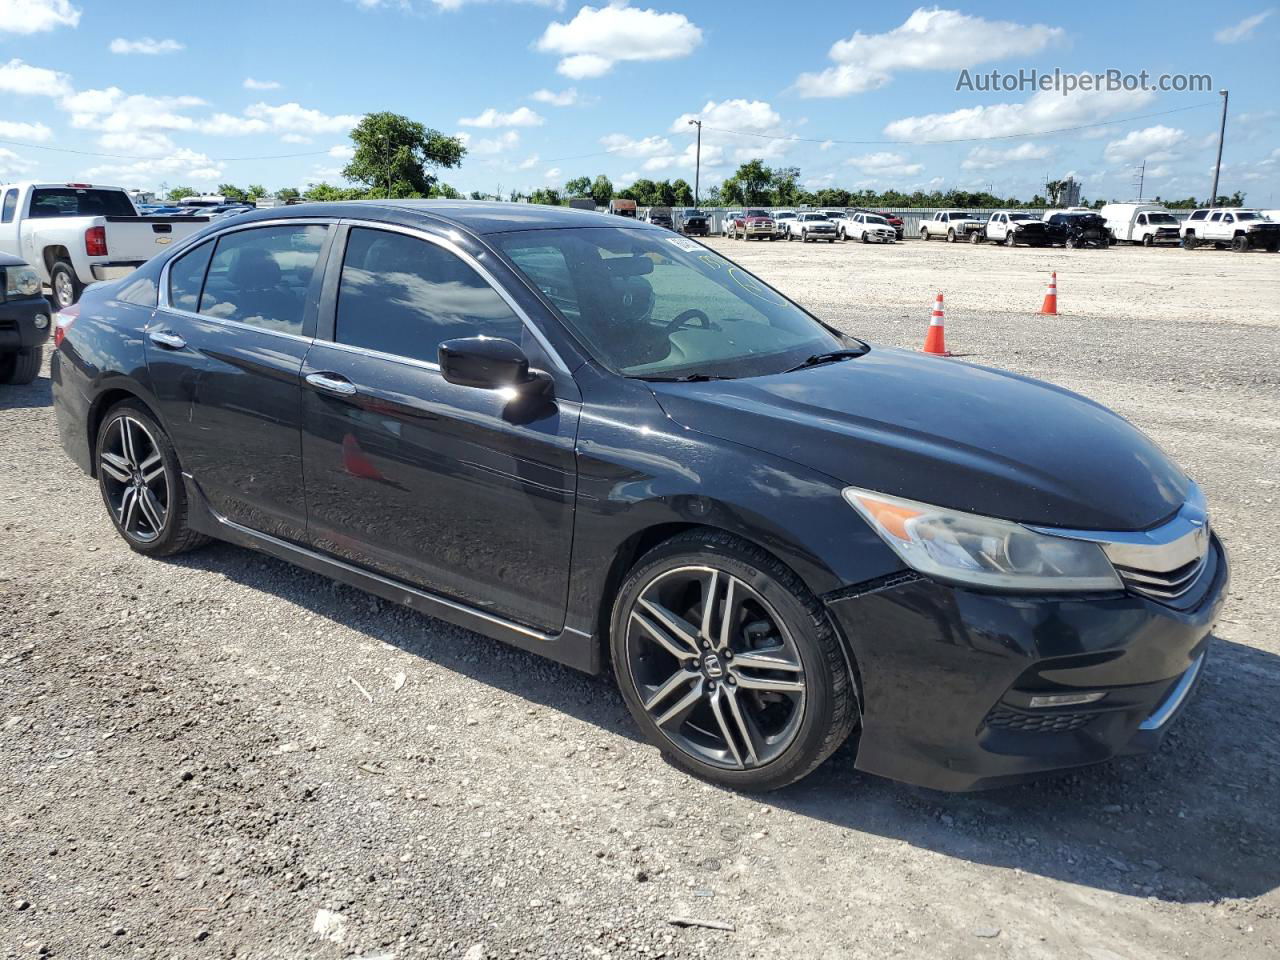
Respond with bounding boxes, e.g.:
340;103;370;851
156;218;334;344
336;217;572;376
312;336;442;373
1139;652;1205;731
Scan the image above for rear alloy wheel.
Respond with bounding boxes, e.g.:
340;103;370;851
96;401;209;556
611;531;857;791
50;261;83;310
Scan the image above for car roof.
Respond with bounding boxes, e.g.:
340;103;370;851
211;199;663;236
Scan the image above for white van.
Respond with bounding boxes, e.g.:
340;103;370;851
1100;202;1182;246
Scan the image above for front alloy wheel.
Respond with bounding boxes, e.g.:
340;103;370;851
611;531;858;790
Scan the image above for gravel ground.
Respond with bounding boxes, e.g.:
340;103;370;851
2;238;1278;960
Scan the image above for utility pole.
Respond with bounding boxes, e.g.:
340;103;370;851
1209;89;1229;205
688;118;702;205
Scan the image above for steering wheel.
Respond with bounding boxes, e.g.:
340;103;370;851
665;308;712;335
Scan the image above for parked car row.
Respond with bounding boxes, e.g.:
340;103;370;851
717;208;904;245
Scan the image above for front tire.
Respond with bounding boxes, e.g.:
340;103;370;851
946;228;956;243
95;401;210;557
1004;232;1017;247
1183;235;1199;250
1232;235;1251;252
50;261;83;310
0;346;42;385
610;530;858;791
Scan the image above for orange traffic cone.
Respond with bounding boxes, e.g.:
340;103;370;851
1040;271;1058;315
922;293;951;355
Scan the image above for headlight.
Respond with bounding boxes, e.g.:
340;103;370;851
5;266;41;298
843;487;1122;592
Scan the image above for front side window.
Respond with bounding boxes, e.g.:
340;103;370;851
335;228;523;365
199;224;328;335
1;189;16;223
167;240;214;311
495;226;847;381
1137;214;1147;225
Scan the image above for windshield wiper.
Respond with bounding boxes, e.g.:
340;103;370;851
636;373;734;382
785;347;869;373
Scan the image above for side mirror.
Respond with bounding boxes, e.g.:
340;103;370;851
438;337;549;394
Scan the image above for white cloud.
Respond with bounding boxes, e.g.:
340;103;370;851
97;131;178;157
537;3;702;78
457;130;520;155
671;99;792;164
846;151;923;175
642;142;722;172
961;142;1051;170
62;88;207;134
518;153;539;170
0;0;80;34
544;166;561;180
0;120;52;141
109;37;184;55
0;59;73;97
795;8;1062;97
1215;9;1273;43
244;77;282;90
0;147;36;177
616;170;638;188
82;147;223;188
883;84;1155;141
200;113;269;136
280;133;312;143
458;106;544;128
600;133;672;157
1103;125;1186;164
530;87;579;107
243;102;360;135
328;144;356;160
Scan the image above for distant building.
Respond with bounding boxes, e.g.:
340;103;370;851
1061;177;1082;206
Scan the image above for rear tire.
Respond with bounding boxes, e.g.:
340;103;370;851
50;261;83;310
610;529;858;792
95;400;211;557
0;346;42;385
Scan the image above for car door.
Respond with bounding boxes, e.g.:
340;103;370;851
299;223;581;633
147;220;333;541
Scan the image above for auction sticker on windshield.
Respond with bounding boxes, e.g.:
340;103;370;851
667;237;703;253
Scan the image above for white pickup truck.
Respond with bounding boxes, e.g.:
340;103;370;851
1178;208;1280;252
0;182;210;308
919;210;985;242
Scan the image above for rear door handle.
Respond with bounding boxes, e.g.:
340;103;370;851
305;372;358;397
148;330;187;350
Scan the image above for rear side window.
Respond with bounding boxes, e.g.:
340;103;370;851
335;227;523;365
167;241;214;312
199;225;328;336
28;187;136;218
1;189;16;223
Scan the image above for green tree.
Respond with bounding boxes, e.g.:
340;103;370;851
590;174;613;207
245;184;268;201
342;111;466;199
563;175;592;197
430;182;463;199
166;185;197;201
218;183;248;202
769;167;802;206
275;187;301;202
671;178;694;206
720;159;773;206
302;182;367;202
529;187;562;206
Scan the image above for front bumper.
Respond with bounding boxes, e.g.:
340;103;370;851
0;295;53;353
90;261;144;282
826;534;1228;791
744;225;773;237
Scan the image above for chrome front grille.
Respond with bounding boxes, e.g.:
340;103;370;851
1114;554;1207;601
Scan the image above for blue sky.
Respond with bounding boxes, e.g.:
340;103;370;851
2;0;1278;204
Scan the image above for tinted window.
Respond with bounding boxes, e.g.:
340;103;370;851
335;228;523;365
28;187;136;218
1;189;16;223
199;225;327;335
167;241;214;312
1189;210;1206;220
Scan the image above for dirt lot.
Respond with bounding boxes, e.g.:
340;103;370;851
3;238;1278;960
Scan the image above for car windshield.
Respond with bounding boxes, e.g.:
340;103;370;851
495;226;848;380
745;209;769;218
866;215;887;225
1009;214;1037;221
28;187;136;218
1148;213;1178;224
775;212;795;219
952;213;975;219
803;214;829;221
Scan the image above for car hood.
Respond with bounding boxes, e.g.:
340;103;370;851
648;347;1187;531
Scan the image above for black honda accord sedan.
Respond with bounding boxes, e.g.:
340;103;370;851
51;201;1226;792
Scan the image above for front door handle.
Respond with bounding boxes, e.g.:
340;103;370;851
305;372;358;397
148;330;187;350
